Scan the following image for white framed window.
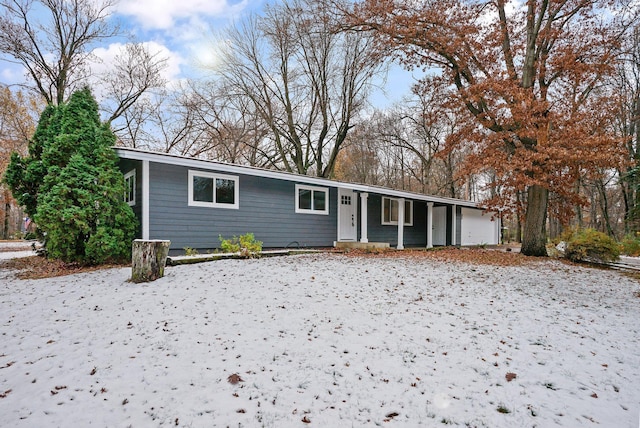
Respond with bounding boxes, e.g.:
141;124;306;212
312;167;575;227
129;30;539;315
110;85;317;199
188;170;239;209
382;197;413;226
295;184;329;215
124;169;136;206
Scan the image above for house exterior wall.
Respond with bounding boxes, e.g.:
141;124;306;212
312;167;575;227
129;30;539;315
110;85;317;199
365;194;427;247
146;162;338;250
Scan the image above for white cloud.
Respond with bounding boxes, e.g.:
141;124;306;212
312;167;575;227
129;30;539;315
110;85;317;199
91;41;184;83
0;64;25;86
116;0;249;30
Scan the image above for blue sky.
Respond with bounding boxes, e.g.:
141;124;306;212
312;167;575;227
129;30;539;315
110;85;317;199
0;0;415;107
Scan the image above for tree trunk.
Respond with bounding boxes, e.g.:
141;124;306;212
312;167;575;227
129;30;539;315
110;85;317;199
131;240;171;283
521;185;549;256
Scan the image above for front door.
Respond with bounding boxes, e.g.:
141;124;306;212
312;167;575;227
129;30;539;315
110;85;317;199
338;189;357;241
432;206;447;246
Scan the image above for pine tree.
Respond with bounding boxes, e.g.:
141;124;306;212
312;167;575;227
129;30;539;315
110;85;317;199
5;87;137;264
4;104;58;218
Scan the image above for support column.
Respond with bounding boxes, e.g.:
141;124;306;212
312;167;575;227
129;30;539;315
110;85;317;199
397;198;405;250
360;192;369;243
426;202;434;248
142;159;150;240
451;204;457;246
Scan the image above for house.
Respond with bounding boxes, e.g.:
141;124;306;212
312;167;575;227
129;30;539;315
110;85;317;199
116;147;501;253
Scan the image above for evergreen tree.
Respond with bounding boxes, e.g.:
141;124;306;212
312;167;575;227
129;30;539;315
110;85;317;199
4;104;58;218
4;87;137;264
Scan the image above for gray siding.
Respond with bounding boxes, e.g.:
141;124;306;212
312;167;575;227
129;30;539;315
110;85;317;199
365;194;427;247
147;162;337;250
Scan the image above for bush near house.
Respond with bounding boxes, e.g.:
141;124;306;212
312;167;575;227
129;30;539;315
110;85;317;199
219;233;263;258
561;228;620;263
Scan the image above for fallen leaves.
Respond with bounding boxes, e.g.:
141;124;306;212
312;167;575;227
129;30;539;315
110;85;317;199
344;248;539;267
384;412;400;422
1;361;15;369
228;373;244;385
0;389;11;399
505;372;517;382
50;386;67;395
0;256;126;279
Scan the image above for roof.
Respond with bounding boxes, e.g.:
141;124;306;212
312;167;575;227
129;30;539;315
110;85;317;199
115;147;482;209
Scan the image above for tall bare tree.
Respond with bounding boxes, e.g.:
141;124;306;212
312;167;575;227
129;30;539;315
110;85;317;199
215;0;384;177
101;43;169;124
0;0;118;105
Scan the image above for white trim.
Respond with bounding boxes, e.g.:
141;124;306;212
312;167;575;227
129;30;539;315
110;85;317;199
426;202;434;248
360;192;369;243
124;169;136;206
188;170;239;210
381;197;413;226
142;160;149;240
115;147;480;209
397;197;405;250
295;184;329;215
451;204;458;246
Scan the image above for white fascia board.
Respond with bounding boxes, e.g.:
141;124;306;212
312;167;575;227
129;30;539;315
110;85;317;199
114;147;481;209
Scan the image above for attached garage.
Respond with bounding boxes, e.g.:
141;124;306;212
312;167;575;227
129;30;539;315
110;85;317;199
460;207;500;246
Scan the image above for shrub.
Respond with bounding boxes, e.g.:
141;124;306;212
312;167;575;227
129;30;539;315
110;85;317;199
219;233;263;258
183;247;199;256
563;228;620;263
620;234;640;257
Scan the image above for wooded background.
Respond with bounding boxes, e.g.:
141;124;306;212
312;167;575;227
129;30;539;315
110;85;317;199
1;0;638;253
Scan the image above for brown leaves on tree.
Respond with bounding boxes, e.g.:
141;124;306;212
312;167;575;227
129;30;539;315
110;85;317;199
346;0;631;255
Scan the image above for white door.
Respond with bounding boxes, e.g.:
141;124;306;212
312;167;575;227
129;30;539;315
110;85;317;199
338;189;357;241
432;206;447;246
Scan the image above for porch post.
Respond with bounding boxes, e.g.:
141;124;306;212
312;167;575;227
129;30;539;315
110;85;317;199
142;159;150;240
451;204;457;246
397;198;405;250
360;192;369;243
426;202;433;248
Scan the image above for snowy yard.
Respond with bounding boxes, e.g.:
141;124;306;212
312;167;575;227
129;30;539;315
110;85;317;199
1;251;639;427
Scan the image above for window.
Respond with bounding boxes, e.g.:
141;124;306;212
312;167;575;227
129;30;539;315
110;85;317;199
124;169;136;206
188;170;239;209
295;184;328;215
382;197;413;226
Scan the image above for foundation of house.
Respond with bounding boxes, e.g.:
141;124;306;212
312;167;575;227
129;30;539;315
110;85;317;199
334;241;390;250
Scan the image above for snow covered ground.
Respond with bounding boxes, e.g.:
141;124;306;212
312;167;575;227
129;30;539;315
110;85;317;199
1;252;639;427
0;241;38;261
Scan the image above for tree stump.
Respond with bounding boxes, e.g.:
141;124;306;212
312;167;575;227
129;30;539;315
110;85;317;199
131;239;171;283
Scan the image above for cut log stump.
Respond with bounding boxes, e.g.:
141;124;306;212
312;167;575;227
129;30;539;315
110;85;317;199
131;239;171;283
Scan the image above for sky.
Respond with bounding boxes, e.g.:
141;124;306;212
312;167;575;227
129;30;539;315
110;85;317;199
0;0;415;108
